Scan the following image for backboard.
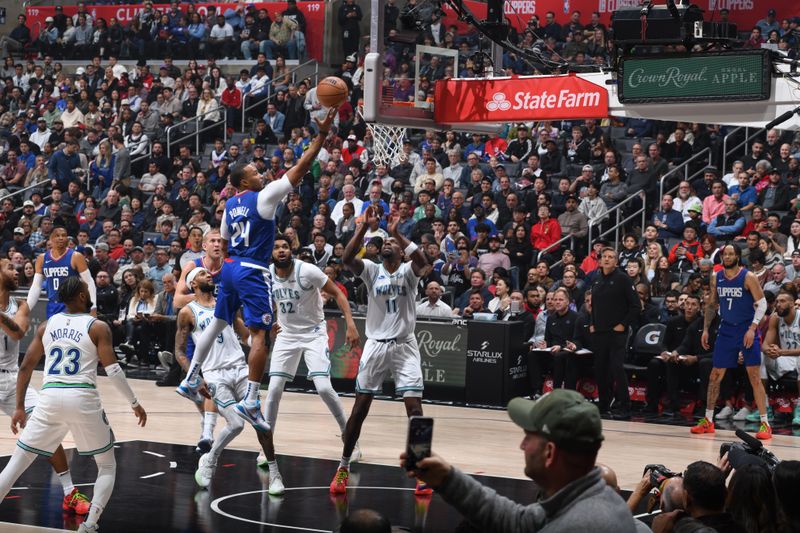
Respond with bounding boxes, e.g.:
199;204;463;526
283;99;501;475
363;0;501;133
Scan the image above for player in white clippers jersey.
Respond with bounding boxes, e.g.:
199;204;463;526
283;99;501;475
0;259;93;515
0;277;146;533
267;235;361;461
761;288;800;426
179;268;285;495
329;206;430;496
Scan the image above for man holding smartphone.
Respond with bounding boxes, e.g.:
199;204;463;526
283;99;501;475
402;391;638;532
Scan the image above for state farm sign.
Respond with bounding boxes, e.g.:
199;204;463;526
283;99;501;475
434;75;608;124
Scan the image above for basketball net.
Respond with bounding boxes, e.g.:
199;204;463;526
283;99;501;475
358;108;406;168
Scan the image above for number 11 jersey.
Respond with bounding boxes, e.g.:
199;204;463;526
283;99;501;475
42;313;99;388
360;261;420;341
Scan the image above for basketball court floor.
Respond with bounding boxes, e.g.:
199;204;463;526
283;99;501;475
0;373;798;532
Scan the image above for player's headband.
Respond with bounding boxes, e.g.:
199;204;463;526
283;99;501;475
186;267;208;288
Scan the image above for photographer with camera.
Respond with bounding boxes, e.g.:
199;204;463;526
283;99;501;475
652;461;745;533
627;464;684;517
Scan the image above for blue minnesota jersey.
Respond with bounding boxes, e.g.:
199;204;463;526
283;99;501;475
43;249;78;318
225;191;276;266
716;268;755;326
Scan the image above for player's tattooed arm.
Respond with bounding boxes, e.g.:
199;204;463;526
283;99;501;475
0;311;23;340
16;323;46;413
174;308;193;371
703;273;719;332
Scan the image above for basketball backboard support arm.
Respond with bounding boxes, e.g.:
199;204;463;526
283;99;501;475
363;0;503;134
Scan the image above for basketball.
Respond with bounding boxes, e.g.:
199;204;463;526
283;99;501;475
316;76;349;107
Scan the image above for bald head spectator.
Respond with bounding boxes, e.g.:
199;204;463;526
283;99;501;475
416;281;452;318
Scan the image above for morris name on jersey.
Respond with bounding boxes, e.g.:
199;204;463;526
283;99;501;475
48;327;85;344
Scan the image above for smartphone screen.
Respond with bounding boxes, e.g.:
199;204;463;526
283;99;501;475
404;416;433;471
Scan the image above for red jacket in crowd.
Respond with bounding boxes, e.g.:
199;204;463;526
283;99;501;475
530;217;562;252
668;239;703;264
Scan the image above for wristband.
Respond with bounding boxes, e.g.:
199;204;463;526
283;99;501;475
131;398;139;408
404;243;418;256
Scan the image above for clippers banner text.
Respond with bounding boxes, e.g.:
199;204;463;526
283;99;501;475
25;2;325;61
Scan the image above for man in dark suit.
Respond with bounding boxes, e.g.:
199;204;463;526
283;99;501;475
151;272;178;365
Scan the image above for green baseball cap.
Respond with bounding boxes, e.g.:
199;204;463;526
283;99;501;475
507;390;603;448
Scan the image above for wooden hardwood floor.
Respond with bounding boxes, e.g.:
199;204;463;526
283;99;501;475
1;372;797;491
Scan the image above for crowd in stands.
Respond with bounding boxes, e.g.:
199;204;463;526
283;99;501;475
0;1;309;61
0;4;799;410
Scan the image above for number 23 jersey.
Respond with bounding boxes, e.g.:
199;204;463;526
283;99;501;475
42;313;99;388
270;260;328;335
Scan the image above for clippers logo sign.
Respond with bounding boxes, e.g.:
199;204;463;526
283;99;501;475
434;75;608;123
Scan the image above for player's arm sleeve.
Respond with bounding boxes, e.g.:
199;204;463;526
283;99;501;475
105;363;138;405
753;297;767;325
257;176;293;220
220;215;230;240
26;273;44;311
80;268;97;309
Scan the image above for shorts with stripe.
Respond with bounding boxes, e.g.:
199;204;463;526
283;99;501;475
269;328;331;381
0;370;38;417
205;365;249;409
215;257;274;330
356;337;424;398
17;385;114;457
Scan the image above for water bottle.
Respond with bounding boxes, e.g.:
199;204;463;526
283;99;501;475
563;0;570;14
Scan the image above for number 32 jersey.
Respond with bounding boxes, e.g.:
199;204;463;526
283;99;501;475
42;313;99;388
270;260;328;335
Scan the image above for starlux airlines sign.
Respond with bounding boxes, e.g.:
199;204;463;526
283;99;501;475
619;50;771;104
434;75;608;123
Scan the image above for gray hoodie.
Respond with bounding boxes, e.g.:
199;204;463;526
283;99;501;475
437;466;639;533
